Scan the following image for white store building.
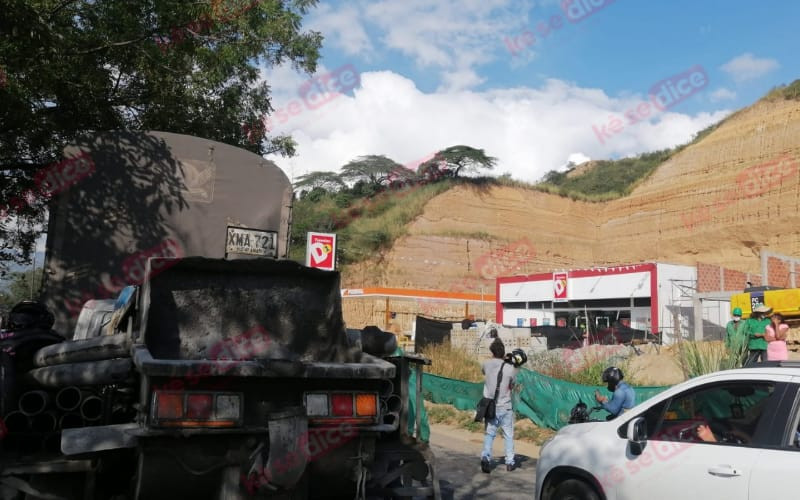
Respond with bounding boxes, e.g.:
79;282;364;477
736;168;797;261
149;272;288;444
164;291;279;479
496;263;704;343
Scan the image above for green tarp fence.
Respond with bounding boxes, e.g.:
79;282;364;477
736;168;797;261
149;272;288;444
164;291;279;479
422;369;669;431
407;368;431;442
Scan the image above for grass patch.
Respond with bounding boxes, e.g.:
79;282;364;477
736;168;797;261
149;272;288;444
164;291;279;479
527;348;650;386
674;340;746;379
419;343;484;382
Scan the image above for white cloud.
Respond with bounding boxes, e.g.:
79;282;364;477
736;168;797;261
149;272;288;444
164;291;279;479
265;70;730;185
306;4;373;57
362;0;534;91
720;53;779;82
710;87;737;102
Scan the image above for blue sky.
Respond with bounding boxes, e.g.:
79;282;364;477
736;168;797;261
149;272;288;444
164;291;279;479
261;0;796;182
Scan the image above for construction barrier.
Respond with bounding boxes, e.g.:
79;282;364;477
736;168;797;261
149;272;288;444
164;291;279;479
422;370;669;431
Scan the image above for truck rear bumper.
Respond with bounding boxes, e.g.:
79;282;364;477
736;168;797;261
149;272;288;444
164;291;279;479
132;347;396;379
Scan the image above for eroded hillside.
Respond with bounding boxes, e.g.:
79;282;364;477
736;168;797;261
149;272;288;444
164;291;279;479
343;98;800;295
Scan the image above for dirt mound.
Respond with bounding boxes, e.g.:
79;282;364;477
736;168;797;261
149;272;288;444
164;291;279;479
628;344;686;386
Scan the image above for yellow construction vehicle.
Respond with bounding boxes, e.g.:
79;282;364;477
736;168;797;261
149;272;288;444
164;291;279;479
731;287;800;321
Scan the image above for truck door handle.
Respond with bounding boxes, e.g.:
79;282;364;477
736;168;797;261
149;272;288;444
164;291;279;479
707;465;741;477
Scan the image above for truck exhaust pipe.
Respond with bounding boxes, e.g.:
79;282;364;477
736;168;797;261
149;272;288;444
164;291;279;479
55;386;82;411
385;395;402;413
379;380;394;397
31;412;57;433
80;396;104;422
19;390;51;416
3;411;30;433
383;412;398;427
59;413;84;429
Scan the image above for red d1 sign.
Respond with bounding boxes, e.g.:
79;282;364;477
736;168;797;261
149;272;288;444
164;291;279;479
306;232;336;271
553;272;568;302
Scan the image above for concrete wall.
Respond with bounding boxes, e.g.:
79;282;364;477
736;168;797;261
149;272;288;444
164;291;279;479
341;296;495;335
450;326;547;360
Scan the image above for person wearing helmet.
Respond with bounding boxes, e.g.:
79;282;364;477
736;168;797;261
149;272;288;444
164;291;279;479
480;338;521;473
725;307;747;361
594;366;635;419
742;304;771;364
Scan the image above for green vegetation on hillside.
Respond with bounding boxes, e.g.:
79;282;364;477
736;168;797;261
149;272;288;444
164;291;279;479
764;78;800;101
289;145;498;265
290;179;454;264
535;149;675;201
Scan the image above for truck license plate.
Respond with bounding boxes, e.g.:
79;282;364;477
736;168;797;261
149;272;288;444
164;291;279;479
226;226;277;257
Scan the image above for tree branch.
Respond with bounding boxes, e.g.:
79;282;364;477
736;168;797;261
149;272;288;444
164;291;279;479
48;0;79;20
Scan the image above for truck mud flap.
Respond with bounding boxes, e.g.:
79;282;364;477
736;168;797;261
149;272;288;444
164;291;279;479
367;440;441;500
33;333;130;367
25;358;134;388
243;407;308;493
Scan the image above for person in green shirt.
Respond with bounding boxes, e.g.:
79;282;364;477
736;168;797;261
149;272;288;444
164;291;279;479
725;307;747;362
742;304;771;364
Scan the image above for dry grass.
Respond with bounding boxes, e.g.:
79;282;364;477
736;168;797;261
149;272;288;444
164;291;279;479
418;343;484;382
528;347;651;386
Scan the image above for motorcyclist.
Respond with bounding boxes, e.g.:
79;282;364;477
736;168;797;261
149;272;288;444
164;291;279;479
594;366;635;419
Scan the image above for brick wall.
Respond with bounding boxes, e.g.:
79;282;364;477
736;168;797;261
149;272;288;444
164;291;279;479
723;268;748;291
697;262;722;292
767;256;792;288
696;262;763;292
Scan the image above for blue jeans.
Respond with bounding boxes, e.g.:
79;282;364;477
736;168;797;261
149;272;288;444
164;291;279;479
481;408;514;465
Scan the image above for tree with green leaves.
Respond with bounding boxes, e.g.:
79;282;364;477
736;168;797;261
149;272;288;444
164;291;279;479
0;0;323;273
420;145;497;178
339;155;406;187
294;171;345;192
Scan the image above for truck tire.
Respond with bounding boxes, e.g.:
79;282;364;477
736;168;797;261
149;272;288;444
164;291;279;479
552;478;600;500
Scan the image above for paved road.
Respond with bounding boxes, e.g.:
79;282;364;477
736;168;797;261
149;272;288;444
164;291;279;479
429;424;539;499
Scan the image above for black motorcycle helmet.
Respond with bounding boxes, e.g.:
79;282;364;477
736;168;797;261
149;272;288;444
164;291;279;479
601;366;623;391
7;301;55;331
569;400;589;424
507;348;528;368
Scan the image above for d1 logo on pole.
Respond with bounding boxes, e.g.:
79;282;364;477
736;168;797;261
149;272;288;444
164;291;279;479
306;232;337;271
553;272;568;302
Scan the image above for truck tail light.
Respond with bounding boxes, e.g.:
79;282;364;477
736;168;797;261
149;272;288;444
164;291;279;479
151;391;242;428
156;393;184;419
331;394;353;416
304;392;379;424
186;394;213;419
355;394;377;417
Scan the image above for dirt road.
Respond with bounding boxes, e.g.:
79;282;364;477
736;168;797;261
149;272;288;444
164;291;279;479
429;423;540;499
